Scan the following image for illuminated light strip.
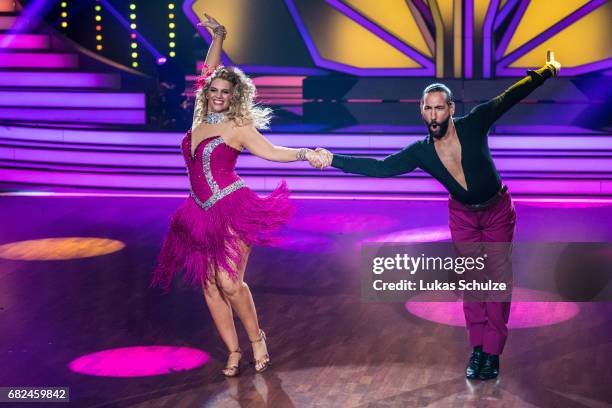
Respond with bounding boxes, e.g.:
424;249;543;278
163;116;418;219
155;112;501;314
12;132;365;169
0;34;49;49
59;1;68;29
1;191;612;204
129;2;138;68
0;107;146;123
168;3;176;58
95;0;164;64
0;125;609;150
0;91;145;108
2;144;611;171
345;99;384;103
94;0;103;51
0;52;78;68
0;71;120;88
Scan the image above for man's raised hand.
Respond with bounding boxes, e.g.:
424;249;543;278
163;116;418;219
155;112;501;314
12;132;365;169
546;50;561;76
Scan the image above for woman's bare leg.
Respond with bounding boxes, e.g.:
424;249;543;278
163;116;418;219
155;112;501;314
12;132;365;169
216;244;269;369
202;277;239;352
216;244;260;338
202;275;241;375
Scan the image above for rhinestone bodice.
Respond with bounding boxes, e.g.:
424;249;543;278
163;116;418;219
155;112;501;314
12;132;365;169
182;131;246;210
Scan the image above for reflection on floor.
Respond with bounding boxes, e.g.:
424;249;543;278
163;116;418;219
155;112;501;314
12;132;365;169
1;196;611;407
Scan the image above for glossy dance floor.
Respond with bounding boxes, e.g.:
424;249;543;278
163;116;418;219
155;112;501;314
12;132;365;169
0;196;611;407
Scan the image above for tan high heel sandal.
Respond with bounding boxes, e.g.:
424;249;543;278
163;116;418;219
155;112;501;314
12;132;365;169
222;349;242;377
250;329;271;373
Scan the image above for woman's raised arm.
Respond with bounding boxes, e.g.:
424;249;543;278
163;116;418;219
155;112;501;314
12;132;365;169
193;13;226;128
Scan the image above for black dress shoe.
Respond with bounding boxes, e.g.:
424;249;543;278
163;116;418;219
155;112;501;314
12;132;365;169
465;346;484;379
478;354;499;380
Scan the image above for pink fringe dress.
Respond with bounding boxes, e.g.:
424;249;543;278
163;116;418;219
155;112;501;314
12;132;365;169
152;131;293;290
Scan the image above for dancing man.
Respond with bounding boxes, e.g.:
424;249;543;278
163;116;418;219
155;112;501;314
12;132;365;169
313;51;561;380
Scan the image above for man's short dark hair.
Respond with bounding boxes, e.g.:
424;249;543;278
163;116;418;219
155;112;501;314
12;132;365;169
422;83;454;105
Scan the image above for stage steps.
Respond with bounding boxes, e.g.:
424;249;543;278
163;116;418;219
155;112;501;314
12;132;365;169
0;125;610;197
0;1;146;126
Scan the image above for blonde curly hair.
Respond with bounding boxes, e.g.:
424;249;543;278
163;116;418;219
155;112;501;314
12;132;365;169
194;66;272;129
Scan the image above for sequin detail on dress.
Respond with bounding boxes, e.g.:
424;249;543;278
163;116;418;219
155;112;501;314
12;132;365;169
152;131;294;290
190;137;246;210
191;180;247;210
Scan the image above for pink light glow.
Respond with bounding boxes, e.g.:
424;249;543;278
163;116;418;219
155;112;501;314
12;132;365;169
0;33;49;49
0;72;119;88
516;201;612;209
251;76;305;87
0;91;144;108
405;288;580;329
0;107;145;124
68;346;209;377
360;225;451;244
0;53;78;68
288;213;399;234
272;233;338;253
345;99;384;103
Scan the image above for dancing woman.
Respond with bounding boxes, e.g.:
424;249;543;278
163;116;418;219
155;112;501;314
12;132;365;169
152;14;319;376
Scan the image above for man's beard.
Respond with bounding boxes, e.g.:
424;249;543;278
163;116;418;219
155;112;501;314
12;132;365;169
427;116;450;139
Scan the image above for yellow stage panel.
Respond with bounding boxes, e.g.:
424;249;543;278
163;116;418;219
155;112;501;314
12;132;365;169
510;2;612;68
344;0;432;57
300;2;423;68
504;0;591;57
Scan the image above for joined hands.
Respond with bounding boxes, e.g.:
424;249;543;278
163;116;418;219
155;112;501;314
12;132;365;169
305;148;333;169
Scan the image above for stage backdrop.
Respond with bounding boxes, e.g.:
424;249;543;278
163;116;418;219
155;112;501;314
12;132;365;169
185;0;612;77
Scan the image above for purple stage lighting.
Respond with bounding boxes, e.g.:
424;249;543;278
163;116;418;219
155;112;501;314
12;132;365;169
360;226;451;244
0;52;78;68
0;72;120;88
289;213;399;234
272;232;339;253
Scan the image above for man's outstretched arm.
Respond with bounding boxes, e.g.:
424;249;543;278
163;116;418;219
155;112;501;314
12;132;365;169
469;50;561;131
312;144;419;178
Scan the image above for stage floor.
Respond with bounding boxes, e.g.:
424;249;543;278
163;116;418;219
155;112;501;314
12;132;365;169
0;196;611;407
